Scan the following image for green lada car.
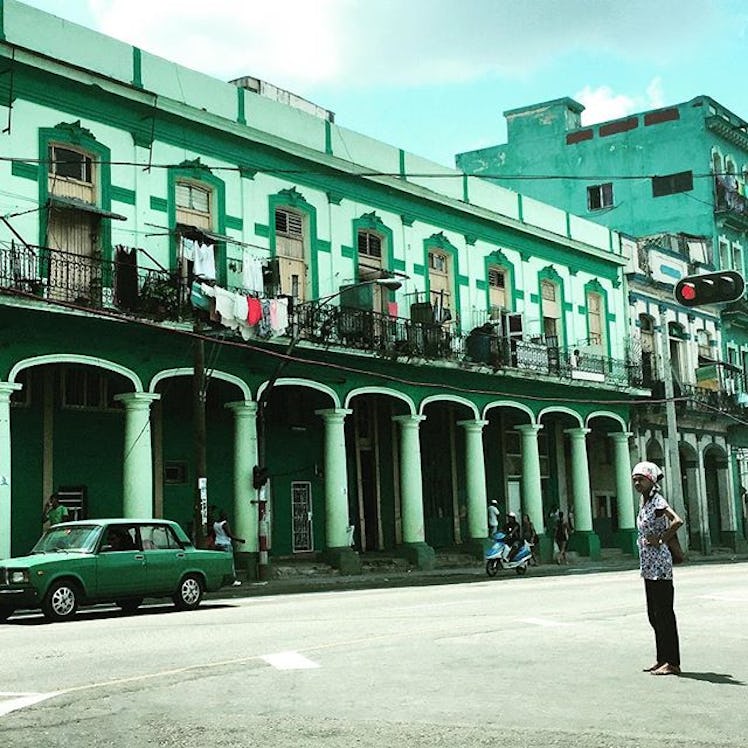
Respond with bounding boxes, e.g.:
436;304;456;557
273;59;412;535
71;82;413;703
0;519;235;622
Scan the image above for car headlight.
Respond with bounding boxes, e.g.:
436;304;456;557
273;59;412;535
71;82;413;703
9;570;29;584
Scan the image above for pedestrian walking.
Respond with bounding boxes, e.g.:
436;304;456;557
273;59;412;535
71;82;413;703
632;461;684;676
487;500;501;537
554;511;570;564
42;493;68;528
213;509;245;587
522;513;539;564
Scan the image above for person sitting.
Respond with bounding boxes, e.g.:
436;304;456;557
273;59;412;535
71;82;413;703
503;512;521;561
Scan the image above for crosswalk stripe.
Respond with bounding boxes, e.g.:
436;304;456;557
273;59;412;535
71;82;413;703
261;651;320;670
0;692;58;717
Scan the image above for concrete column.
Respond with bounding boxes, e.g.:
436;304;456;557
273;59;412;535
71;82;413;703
609;431;637;554
458;419;488;543
0;383;23;559
392;414;434;569
315;408;360;573
696;447;710;554
515;424;545;533
565;426;600;558
225;401;258;558
114;392;160;518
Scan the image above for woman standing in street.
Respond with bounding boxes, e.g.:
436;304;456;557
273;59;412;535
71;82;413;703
632;461;684;676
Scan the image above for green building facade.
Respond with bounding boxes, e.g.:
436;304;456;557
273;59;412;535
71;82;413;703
0;1;645;574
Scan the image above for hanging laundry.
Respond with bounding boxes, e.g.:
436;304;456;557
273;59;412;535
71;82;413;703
242;251;265;294
214;287;238;329
190;280;211;311
271;296;289;335
234;293;248;323
114;245;138;311
193;243;216;280
181;237;198;263
246;296;263;326
257;299;273;338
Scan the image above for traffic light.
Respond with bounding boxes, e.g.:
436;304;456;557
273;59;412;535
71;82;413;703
252;465;269;489
674;271;745;307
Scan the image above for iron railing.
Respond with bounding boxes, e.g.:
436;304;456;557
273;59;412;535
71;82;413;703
0;241;644;388
0;241;187;320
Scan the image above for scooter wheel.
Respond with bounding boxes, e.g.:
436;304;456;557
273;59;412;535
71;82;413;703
516;564;528;576
486;559;499;577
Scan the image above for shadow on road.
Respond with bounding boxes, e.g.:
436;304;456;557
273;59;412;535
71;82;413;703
4;602;236;625
678;672;746;686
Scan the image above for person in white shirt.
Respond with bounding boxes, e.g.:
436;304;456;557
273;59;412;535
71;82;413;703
213;510;245;586
487;500;501;537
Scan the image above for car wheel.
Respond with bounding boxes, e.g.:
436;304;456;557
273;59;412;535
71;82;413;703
42;580;80;622
0;606;13;623
173;574;203;611
485;559;499;577
115;598;143;614
516;564;528;576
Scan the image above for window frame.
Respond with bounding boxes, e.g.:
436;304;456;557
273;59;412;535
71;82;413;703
587;182;613;211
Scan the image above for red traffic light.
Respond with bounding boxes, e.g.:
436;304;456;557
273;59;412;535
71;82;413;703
674;271;745;307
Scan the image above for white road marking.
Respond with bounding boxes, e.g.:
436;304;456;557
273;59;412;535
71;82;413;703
260;651;320;670
0;692;58;717
698;594;748;603
518;617;572;628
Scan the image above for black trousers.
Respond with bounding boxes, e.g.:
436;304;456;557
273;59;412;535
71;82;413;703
644;579;680;667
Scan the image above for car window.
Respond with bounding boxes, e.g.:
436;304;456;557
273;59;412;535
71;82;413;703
141;524;181;550
101;525;140;552
32;525;101;553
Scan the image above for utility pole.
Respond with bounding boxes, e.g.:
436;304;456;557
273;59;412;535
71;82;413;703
658;306;686;545
193;334;207;547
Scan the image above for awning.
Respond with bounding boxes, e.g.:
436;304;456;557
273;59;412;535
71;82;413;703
47;195;127;221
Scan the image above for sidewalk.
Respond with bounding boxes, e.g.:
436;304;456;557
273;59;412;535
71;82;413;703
207;547;748;600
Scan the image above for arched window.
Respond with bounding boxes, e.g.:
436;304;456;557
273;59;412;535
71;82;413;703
712;150;723;175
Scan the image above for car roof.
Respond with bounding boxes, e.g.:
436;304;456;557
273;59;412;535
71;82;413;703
51;518;178;527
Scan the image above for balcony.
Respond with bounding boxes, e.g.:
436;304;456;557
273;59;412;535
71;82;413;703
714;175;748;229
0;241;643;390
0;241;188;320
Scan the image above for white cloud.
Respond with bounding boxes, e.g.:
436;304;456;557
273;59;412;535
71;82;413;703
78;0;719;91
575;78;667;124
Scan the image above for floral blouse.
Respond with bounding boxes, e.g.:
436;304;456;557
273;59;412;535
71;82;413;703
637;490;673;581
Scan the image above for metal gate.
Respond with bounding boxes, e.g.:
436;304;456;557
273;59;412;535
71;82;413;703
291;481;313;552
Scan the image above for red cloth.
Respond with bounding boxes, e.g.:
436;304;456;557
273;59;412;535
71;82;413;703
247;297;263;326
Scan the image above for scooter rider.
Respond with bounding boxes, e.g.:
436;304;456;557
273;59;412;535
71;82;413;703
503;512;521;561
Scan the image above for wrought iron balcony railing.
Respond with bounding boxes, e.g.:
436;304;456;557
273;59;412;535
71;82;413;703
0;241;187;320
0;242;644;389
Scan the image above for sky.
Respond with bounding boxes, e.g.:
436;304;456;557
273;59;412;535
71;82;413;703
18;0;748;167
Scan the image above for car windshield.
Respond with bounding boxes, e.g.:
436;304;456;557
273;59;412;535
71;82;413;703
31;525;102;554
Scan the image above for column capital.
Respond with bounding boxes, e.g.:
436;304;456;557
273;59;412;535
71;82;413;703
392;414;427;426
515;423;543;435
0;382;23;404
315;408;352;425
114;392;161;409
564;427;591;438
225;400;258;417
607;431;633;442
457;419;488;431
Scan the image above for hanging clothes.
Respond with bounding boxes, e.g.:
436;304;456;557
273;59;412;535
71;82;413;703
246;296;263;326
190;280;211;311
242;251;265;294
114;245;138;311
214;287;238;329
270;296;289;335
181;237;198;263
193;243;216;280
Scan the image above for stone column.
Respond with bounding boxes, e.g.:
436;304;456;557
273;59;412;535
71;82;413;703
392;414;434;569
0;383;22;559
609;431;637;554
565;426;601;559
114;393;160;518
458;419;488;547
516;424;551;561
225;401;258;575
315;408;360;574
696;447;710;554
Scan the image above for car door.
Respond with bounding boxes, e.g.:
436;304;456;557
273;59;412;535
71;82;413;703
140;523;188;593
94;524;148;598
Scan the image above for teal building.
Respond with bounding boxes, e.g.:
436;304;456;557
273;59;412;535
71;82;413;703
457;96;748;550
0;1;646;574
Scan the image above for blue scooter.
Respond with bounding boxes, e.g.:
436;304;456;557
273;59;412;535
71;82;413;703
485;531;533;576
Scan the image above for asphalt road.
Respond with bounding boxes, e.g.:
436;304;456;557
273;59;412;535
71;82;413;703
2;563;747;747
